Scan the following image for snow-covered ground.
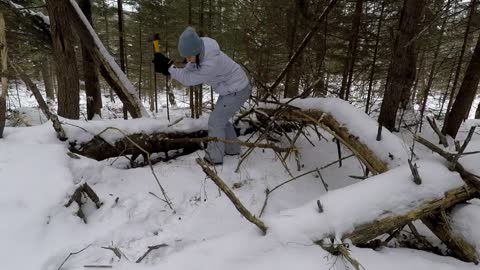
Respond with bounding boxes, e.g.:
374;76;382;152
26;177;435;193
1;82;480;270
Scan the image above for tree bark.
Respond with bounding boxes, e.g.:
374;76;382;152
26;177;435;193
66;0;147;118
419;1;449;131
117;0;128;120
41;57;55;102
444;34;480;138
284;3;299;98
0;12;7;138
79;0;102;120
443;0;477;133
47;0;80;119
378;0;425;131
365;0;385;114
339;0;364;100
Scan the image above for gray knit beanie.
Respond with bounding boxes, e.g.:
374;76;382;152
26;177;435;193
178;27;203;57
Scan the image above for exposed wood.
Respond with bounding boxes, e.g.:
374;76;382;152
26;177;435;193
196;158;268;234
422;211;479;264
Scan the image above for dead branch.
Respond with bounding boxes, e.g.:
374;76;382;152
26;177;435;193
416;135;480;191
426;116;449;147
57;244;92;270
449;126;476;170
317;241;363;270
64;183;103;223
196;158;268;234
135;243;168;263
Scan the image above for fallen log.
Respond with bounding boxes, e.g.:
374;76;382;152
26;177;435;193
343;185;477;245
71;130;208;161
257;107;389;174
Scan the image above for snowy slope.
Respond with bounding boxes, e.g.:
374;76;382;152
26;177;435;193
2;84;480;270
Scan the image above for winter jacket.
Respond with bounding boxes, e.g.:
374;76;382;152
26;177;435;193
168;37;249;96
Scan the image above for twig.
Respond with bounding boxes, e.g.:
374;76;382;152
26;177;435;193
135;243;168;263
83;265;112;268
57;245;92;270
196;158;268;234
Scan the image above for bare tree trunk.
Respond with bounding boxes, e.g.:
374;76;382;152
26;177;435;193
437;60;455;119
41;57;55;102
0;12;7;138
378;0;425;132
117;0;128;119
284;3;300;98
444;34;480;138
442;0;477;133
47;0;80;119
411;48;426;105
475;103;480;119
365;0;385;114
79;0;102;120
343;0;364;101
188;0;196;118
138;17;143;100
102;0;114;102
419;1;449;132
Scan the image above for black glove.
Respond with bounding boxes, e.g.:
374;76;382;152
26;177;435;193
153;53;173;76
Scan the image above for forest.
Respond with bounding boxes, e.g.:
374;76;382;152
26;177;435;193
0;0;480;270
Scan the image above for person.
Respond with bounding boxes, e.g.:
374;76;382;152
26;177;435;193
154;26;251;165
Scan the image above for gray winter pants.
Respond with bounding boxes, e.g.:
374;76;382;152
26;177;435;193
205;85;251;163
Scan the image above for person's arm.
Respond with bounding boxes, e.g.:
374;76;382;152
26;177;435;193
168;64;213;86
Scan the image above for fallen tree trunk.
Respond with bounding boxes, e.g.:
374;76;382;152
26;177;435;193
71;130;208;161
257;107;388;174
343;184;478;263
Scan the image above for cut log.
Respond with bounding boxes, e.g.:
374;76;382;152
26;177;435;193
257;107;388;174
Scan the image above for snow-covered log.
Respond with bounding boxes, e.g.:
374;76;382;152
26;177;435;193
270;160;479;263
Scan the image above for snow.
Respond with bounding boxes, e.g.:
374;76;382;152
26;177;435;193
63;115;209;144
260;98;410;168
2;86;480;269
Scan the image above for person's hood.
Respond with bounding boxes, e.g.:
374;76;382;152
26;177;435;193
200;37;220;63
